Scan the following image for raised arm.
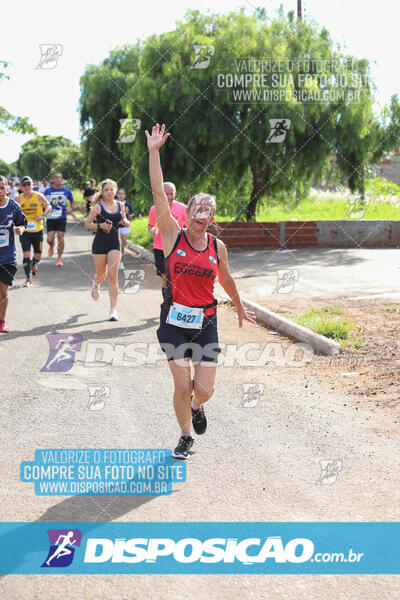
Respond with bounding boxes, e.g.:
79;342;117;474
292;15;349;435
145;123;179;255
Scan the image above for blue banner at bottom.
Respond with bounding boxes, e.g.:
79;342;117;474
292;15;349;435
0;522;399;574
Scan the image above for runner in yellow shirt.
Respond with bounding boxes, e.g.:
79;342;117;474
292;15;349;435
18;176;51;286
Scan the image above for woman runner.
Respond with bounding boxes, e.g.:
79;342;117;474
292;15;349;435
85;179;130;321
146;123;256;459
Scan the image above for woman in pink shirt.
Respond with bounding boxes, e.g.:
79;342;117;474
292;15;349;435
148;182;187;297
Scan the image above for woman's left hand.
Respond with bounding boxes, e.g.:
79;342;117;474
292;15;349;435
236;304;257;327
145;123;170;151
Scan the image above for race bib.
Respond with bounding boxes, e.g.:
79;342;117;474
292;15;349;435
49;206;62;219
0;230;10;247
166;302;204;329
26;221;37;230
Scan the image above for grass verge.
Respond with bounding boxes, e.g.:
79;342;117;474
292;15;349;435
294;307;360;347
127;216;152;248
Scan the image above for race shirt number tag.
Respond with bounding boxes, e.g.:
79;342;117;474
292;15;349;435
166;302;204;329
0;230;10;247
49;206;62;219
26;221;37;231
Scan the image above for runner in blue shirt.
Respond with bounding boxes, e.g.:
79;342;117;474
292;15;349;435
44;172;75;266
0;176;26;333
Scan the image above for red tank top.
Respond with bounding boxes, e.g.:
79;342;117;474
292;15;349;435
163;230;219;316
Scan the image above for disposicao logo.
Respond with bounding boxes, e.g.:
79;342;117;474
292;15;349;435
41;333;82;372
83;536;314;564
177;249;187;256
41;529;82;567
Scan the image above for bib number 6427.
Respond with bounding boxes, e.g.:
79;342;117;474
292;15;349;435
166;302;204;329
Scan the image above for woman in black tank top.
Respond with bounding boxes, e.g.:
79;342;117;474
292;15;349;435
92;202;122;254
85;179;130;322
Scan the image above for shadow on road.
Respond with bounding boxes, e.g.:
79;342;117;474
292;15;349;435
1;314;159;341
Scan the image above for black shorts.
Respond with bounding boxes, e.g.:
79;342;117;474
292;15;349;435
20;231;43;254
46;219;67;233
153;248;165;276
0;263;17;287
92;232;121;254
157;307;221;363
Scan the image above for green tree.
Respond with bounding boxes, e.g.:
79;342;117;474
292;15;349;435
0;61;36;135
16;135;74;180
122;9;399;219
0;158;13;178
79;44;141;186
336;93;400;198
78;10;400;219
51;143;88;188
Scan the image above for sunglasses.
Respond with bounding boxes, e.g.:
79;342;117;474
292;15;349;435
22;182;32;186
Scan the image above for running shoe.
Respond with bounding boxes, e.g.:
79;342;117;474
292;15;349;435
191;401;207;435
0;320;10;333
119;261;125;270
56;257;63;267
24;278;32;287
48;246;53;257
91;281;100;301
31;264;38;277
109;308;119;321
172;435;194;459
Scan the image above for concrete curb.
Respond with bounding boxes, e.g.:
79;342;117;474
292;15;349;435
127;242;154;263
108;236;341;356
240;297;342;356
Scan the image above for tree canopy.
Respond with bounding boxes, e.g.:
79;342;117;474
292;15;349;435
79;44;141;186
15;135;75;180
122;9;400;217
81;11;400;217
0;61;37;136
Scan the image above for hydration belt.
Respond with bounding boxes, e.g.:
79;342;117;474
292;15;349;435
191;298;218;310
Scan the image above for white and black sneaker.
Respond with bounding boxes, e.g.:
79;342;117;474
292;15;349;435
191;402;207;435
109;308;119;321
172;435;194;460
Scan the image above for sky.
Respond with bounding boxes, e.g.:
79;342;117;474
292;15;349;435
1;0;399;164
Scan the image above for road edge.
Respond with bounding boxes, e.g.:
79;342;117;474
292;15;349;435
240;297;342;356
127;242;154;263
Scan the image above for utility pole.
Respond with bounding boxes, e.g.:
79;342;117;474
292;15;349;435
297;0;302;20
295;0;302;205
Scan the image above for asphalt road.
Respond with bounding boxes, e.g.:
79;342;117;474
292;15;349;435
225;247;400;304
1;221;399;599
